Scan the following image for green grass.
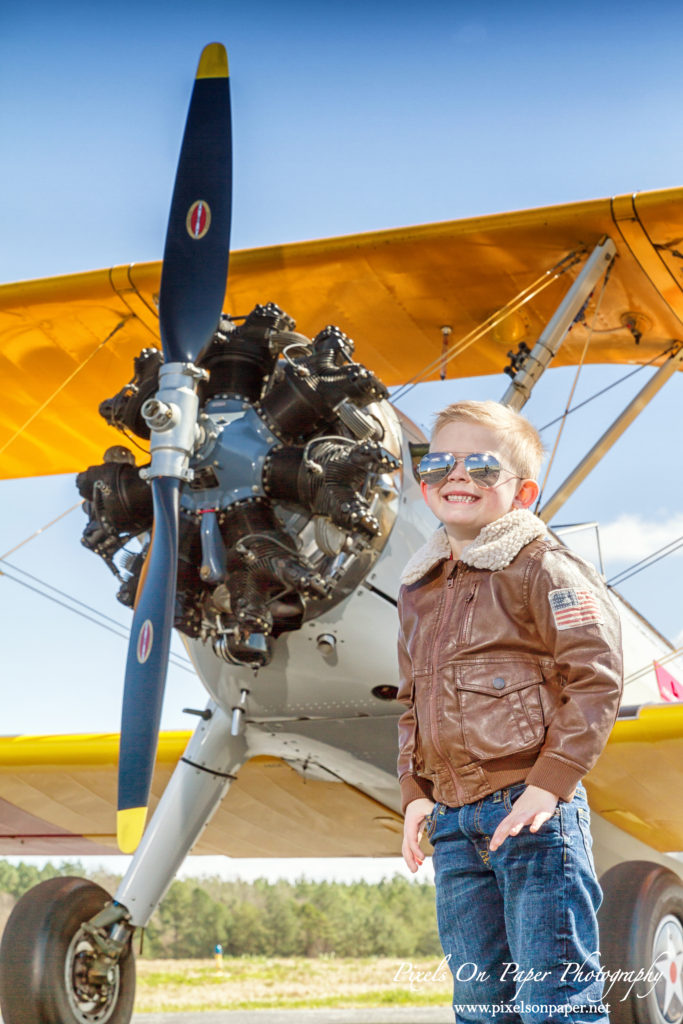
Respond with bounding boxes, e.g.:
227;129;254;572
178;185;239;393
134;956;453;1014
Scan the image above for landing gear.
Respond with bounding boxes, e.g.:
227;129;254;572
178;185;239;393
0;876;135;1024
599;861;683;1024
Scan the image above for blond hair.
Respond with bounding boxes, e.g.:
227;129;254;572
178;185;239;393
431;400;544;480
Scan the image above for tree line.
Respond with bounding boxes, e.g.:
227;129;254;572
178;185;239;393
0;860;440;959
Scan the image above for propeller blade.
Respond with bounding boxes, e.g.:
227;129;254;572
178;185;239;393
158;42;232;364
117;43;233;853
117;476;180;852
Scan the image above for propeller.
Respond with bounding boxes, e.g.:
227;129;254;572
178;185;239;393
117;43;232;853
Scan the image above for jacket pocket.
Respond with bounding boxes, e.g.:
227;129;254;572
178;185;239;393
409;677;425;773
456;582;479;646
412;726;425;774
456;662;546;761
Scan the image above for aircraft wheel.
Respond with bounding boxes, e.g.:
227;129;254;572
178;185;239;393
0;875;135;1024
598;861;683;1024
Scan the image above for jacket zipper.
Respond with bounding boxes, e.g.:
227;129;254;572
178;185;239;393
429;562;463;801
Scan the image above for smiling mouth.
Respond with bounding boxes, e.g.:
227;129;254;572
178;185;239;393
443;494;478;503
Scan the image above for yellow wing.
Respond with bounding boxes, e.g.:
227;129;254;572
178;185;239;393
583;704;683;852
0;732;403;857
3;187;683;479
1;707;682;855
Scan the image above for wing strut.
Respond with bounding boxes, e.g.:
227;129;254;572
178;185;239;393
538;343;683;523
500;237;616;411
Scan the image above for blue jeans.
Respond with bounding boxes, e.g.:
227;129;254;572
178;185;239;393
426;782;609;1024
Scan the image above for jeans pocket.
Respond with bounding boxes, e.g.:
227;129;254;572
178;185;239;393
426;803;441;840
577;805;598;878
503;782;526;813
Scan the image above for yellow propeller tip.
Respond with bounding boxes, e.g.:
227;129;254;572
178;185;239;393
117;807;148;853
197;43;228;80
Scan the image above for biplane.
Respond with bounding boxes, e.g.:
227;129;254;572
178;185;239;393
1;41;683;1024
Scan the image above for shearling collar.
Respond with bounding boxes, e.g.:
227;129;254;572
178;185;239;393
400;509;548;585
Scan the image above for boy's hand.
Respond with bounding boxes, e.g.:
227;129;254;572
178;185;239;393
489;785;558;851
402;797;436;872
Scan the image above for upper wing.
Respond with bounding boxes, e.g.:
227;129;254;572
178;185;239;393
1;705;682;856
3;188;683;479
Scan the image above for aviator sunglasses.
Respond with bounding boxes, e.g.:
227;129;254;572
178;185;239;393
417;451;516;488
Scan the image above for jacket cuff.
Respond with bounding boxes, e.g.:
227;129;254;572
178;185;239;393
525;754;584;802
400;773;434;814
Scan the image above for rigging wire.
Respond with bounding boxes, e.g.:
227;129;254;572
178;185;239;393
1;502;194;672
623;640;683;687
608;535;683;587
0;566;130;640
0;500;84;561
538;343;678;433
1;555;196;664
0;565;195;675
391;250;581;404
0;556;131;630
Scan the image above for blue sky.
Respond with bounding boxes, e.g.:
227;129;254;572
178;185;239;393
3;0;683;880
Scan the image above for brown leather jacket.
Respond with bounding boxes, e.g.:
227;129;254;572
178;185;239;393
397;509;623;813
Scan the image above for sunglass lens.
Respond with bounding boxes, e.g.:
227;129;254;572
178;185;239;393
464;453;501;487
417;452;454;485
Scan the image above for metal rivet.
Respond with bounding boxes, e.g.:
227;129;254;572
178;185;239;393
493;677;506;690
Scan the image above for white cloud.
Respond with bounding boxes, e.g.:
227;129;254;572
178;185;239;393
597;514;683;566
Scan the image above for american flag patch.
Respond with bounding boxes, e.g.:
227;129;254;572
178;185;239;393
548;588;603;630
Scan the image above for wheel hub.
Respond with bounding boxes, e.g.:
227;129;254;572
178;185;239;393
651;913;683;1024
65;929;121;1024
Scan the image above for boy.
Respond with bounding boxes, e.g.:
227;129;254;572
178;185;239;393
397;400;622;1024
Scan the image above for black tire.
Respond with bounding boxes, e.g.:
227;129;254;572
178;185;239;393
598;861;683;1024
0;876;135;1024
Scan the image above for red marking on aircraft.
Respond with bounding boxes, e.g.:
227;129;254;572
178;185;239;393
654;661;683;701
186;200;211;239
137;620;153;664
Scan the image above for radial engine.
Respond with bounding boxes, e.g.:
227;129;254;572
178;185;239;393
77;303;403;668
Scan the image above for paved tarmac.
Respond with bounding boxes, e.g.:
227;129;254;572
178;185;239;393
133;1009;453;1023
0;1012;451;1024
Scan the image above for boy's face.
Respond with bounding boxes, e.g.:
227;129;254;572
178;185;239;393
420;420;539;549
